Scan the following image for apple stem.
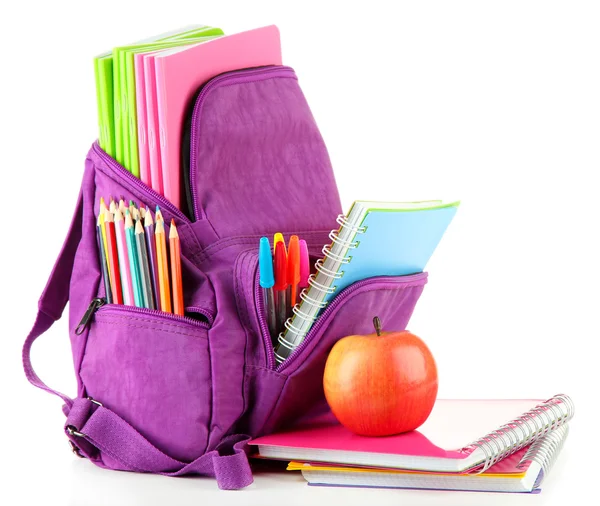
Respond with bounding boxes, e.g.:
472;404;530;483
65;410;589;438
373;316;382;336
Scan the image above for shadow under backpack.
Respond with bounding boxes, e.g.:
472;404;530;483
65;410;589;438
23;65;428;489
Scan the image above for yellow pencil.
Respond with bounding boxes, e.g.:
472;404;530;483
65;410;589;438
99;198;110;275
155;218;171;313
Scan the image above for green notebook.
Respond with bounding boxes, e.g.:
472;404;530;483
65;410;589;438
94;53;114;157
94;25;224;172
122;31;223;177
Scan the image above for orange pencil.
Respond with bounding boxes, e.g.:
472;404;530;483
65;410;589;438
155;218;172;313
169;220;184;316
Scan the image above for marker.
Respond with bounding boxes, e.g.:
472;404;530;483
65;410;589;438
273;241;288;336
299;239;310;289
287;235;301;314
259;237;277;340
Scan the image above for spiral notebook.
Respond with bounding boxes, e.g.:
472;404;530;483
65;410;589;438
249;395;573;474
276;200;459;363
288;425;569;493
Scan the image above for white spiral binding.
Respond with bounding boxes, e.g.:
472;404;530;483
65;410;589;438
518;424;569;487
463;394;574;473
274;213;367;364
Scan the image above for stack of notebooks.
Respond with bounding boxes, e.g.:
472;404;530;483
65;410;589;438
94;24;282;209
249;395;574;493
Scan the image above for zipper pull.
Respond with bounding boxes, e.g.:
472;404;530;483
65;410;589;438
75;298;106;335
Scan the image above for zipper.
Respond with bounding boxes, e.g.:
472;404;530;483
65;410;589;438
75;297;211;335
189;66;296;221
92;143;190;224
252;256;427;373
75;298;106;335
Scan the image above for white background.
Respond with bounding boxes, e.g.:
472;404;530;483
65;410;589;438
1;1;598;504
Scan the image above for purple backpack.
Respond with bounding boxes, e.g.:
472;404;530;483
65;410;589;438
23;66;427;489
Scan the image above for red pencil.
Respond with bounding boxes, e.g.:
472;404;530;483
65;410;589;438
103;209;123;304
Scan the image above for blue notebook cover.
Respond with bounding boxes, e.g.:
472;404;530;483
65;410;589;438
325;203;459;303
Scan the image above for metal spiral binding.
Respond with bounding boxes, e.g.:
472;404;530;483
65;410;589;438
292;213;368;323
518;424;569;484
274;213;367;364
463;394;574;473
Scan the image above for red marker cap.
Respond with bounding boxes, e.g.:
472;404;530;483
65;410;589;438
273;241;288;291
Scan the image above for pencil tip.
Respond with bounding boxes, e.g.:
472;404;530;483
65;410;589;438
169;220;179;238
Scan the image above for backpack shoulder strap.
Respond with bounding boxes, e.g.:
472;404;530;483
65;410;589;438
23;187;253;489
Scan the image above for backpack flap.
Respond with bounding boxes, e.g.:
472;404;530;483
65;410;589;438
183;66;342;238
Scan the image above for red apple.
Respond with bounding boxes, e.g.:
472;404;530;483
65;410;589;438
323;318;438;436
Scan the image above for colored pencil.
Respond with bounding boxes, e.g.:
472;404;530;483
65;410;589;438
114;209;135;305
169;220;184;316
99;197;110;264
155;218;172;313
132;206;141;223
129;200;137;218
109;198;117;215
135;220;155;309
96;214;113;304
125;210;144;307
139;206;146;220
155;205;164;223
144;208;160;307
118;198;127;214
103;210;123;304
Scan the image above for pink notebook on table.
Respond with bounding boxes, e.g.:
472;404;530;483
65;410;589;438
249;396;573;473
153;25;282;208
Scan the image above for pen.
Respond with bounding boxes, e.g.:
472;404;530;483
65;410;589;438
287;235;301;317
299;239;310;290
259;237;277;340
273;240;288;336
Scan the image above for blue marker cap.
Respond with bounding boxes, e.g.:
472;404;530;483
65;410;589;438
259;237;275;288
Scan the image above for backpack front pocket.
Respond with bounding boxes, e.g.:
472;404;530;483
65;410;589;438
234;248;428;436
79;304;212;463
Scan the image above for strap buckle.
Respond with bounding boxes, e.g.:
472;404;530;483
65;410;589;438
65;397;103;439
68;440;85;458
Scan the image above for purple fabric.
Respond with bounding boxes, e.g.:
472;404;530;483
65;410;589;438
23;65;427;490
191;67;342;236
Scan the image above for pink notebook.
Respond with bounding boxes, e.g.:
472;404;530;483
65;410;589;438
134;51;153;188
143;52;163;195
249;396;573;473
153;25;282;208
